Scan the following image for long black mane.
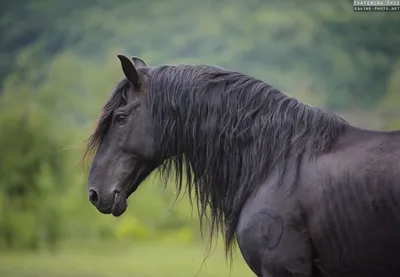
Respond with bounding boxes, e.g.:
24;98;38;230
86;64;348;257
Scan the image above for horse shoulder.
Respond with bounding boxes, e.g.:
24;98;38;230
236;171;314;277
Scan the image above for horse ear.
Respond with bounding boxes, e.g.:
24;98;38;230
117;54;140;89
131;56;147;69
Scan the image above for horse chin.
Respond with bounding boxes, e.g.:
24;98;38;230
111;191;128;217
111;160;159;217
111;169;145;217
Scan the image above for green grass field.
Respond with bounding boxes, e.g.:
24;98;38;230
0;240;254;277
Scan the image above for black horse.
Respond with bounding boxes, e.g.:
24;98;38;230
85;55;400;277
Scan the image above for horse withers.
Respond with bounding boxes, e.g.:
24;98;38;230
85;55;400;277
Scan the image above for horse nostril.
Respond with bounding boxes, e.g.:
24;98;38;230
89;189;99;206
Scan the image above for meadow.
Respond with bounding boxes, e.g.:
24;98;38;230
0;240;253;277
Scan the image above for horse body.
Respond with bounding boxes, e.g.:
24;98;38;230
85;55;400;277
309;128;400;276
237;127;400;276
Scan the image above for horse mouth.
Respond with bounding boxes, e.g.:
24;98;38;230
111;161;158;217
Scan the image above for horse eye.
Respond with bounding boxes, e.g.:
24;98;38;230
115;113;127;124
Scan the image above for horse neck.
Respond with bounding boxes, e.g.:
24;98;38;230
148;68;349;254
